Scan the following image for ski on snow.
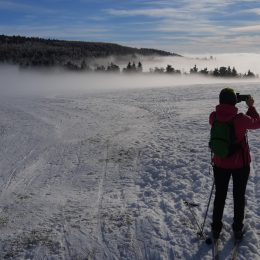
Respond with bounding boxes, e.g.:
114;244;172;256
211;238;242;260
230;239;241;260
212;239;220;260
230;229;244;260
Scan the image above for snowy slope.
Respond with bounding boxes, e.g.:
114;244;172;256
0;80;259;259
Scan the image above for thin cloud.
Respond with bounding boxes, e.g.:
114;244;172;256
107;0;232;16
105;0;260;53
106;8;183;18
230;24;260;32
245;8;260;15
154;22;223;34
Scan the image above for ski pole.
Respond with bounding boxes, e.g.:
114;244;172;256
201;178;215;234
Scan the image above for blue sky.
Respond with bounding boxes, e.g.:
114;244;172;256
0;0;260;54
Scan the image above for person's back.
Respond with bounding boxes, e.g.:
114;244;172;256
209;88;260;240
210;100;260;168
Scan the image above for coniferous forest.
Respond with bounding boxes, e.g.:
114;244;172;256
0;35;179;67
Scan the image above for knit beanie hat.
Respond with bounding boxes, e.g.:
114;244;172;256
219;88;237;105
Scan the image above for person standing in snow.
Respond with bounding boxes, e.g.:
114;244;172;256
209;88;260;240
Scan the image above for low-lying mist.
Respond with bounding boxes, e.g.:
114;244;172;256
138;53;260;75
91;53;260;75
1;52;260;98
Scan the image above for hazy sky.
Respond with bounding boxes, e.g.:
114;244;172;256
1;0;260;54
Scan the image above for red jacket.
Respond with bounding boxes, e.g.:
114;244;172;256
209;104;260;169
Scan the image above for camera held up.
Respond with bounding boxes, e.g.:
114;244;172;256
236;93;250;103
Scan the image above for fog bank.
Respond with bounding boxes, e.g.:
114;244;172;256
142;53;260;75
1;63;260;98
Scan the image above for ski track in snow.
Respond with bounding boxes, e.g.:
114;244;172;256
0;82;259;259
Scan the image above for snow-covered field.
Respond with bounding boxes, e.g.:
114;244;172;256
0;73;260;259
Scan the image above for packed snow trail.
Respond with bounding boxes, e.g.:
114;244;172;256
0;82;259;259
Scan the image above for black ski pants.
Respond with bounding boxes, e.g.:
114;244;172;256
212;165;250;233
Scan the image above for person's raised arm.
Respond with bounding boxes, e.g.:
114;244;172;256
246;96;260;119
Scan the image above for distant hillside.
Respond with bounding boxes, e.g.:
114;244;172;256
0;35;181;67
